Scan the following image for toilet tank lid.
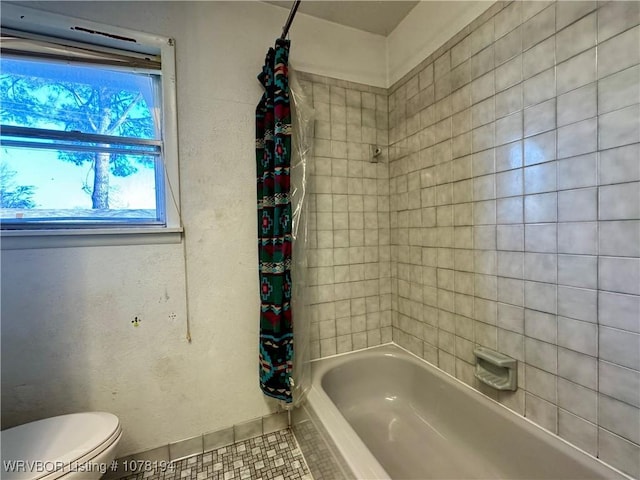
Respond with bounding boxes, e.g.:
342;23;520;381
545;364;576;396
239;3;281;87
1;412;121;477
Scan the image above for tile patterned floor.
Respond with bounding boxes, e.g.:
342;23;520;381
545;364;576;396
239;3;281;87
118;429;312;480
292;420;348;480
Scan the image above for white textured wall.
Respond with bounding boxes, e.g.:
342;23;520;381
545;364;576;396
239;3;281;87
288;10;387;87
0;1;386;455
387;1;493;86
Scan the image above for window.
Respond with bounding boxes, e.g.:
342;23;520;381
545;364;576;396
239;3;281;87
0;4;181;244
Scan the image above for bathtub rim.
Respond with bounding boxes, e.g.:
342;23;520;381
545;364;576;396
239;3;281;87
308;342;633;480
306;374;390;479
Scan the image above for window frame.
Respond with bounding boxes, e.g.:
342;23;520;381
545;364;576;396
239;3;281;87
0;4;182;249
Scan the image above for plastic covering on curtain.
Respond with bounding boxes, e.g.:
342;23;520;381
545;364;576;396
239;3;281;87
288;68;314;407
256;39;294;402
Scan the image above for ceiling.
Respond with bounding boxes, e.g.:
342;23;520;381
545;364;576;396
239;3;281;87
266;1;420;36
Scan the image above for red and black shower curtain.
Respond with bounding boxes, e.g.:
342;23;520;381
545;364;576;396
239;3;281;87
255;38;293;403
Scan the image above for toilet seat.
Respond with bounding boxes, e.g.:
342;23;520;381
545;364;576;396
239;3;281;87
1;412;122;480
40;425;123;480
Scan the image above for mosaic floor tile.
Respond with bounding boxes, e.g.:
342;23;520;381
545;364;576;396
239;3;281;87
293;419;349;480
117;429;312;480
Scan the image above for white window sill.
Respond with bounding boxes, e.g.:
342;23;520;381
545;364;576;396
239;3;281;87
1;227;184;249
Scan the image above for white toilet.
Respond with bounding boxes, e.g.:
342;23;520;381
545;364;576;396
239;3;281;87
1;412;122;480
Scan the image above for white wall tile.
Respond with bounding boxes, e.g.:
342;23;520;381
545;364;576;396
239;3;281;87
522;5;555;51
525;308;557;343
557;254;597;289
495;1;522;39
598;65;640;115
598;105;640;151
598;429;640;480
558;377;597;422
557;48;596;95
558;316;597;356
498;327;524;361
524;162;557;194
498;276;524;306
524;67;556;108
524;131;556;166
600;326;640;370
599;221;640;257
496;141;523;172
599;360;640;408
598;1;640;42
557;153;597;190
522;1;553;23
498;251;524;279
599;182;640;220
526;364;557;402
524;253;557;283
497;197;524;224
599;143;640;186
525;392;558;433
523;36;555;80
597;26;640;79
498;302;525;333
526;338;557;376
558;347;597;389
556;117;597;159
524;99;556;137
556;1;596;31
497;224;524;251
557;286;597;323
524;223;557;253
524;281;557;314
557;83;597;127
496;169;524;198
495;111;523;146
558;409;597;456
556;12;596;63
494;26;522;66
599;291;640;334
495;56;522;93
599;257;640;295
557;222;597;255
599;394;640;444
495;84;523;119
524;192;557;223
473;149;496;176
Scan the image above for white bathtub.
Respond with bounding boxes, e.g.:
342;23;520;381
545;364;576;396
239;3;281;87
294;344;629;480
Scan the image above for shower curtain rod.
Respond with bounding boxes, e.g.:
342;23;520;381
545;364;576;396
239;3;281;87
280;0;302;39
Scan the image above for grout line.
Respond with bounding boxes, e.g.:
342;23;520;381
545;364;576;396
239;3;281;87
595;3;601;460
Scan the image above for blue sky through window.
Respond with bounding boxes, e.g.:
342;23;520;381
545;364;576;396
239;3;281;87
1;57;161;218
2;147;156;209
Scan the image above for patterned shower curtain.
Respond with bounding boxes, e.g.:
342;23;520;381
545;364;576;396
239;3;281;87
256;38;293;403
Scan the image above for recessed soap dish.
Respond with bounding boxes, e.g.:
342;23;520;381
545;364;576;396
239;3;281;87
474;347;517;391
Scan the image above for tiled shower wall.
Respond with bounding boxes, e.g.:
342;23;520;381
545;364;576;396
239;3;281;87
297;1;639;477
387;1;639;478
297;72;393;359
